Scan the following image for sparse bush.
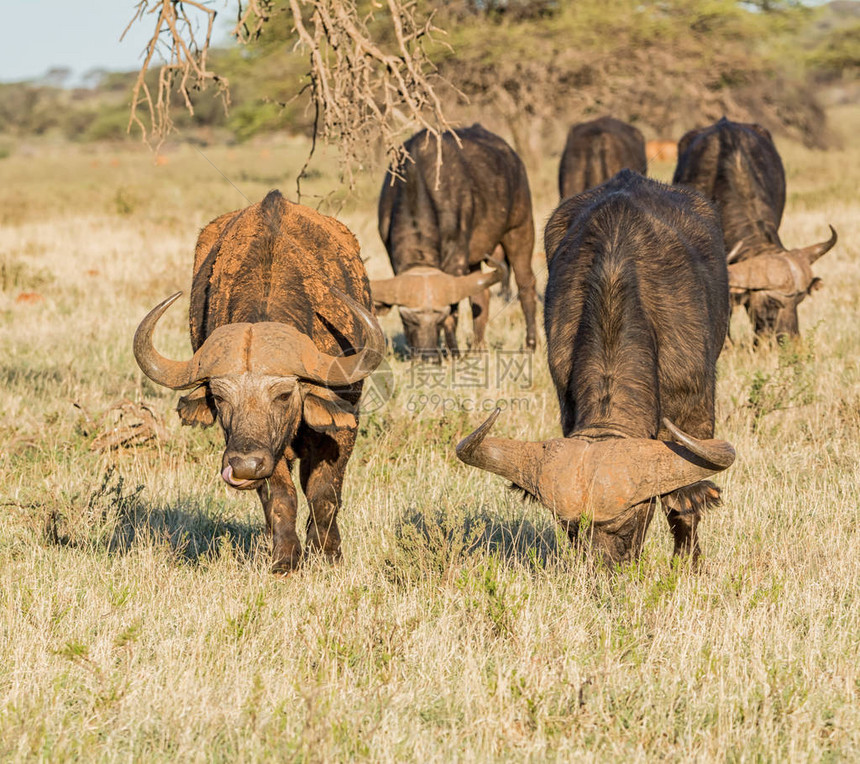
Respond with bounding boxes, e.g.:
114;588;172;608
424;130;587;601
112;187;136;216
0;253;53;292
0;0;845;153
82;108;134;142
43;467;145;553
381;506;487;586
744;332;817;430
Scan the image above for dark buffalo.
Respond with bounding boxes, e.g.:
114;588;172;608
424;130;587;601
559;116;647;199
134;190;384;573
373;124;537;357
457;171;735;565
673;117;837;338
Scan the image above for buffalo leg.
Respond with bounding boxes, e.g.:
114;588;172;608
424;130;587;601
500;225;537;350
658;406;721;562
662;482;720;562
469;287;491;350
299;429;355;562
257;458;302;573
664;506;700;561
492;243;513;302
443;306;460;358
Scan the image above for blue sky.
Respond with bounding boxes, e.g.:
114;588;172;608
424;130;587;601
0;1;232;84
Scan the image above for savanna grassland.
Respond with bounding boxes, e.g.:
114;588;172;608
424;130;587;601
1;108;858;761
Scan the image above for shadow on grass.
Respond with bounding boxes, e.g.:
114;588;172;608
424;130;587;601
110;498;263;565
382;504;569;585
0;364;72;397
42;468;265;567
38;470;575;576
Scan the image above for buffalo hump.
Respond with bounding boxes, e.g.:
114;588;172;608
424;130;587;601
191;189;373;361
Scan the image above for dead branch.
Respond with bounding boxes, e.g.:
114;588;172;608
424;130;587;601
124;0;230;147
125;0;457;190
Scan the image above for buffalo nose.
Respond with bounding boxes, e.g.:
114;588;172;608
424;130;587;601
415;347;443;364
228;453;268;480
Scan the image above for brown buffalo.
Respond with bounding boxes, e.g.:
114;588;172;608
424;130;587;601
559;117;647;199
458;171;735;565
374;124;537;357
674;117;837;339
134;190;384;573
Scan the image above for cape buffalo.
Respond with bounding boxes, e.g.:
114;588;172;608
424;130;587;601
673;117;837;339
134;190;384;573
559;117;647;199
373;124;537;357
457;171;735;565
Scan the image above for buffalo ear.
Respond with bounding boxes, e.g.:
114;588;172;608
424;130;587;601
301;384;358;432
177;385;216;428
808;277;823;294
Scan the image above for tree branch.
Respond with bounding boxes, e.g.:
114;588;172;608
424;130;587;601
125;0;456;187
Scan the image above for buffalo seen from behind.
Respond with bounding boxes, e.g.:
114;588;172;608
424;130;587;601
458;171;735;565
373;124;538;358
674;117;837;339
559;116;647;199
134;190;384;573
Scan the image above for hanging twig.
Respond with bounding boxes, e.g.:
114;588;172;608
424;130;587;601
125;0;457;187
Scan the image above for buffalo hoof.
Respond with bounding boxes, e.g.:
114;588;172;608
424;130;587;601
311;550;342;566
671;546;702;572
271;547;302;575
305;535;342;564
271;559;301;575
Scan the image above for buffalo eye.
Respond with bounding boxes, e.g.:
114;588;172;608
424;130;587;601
211;394;225;407
275;392;292;403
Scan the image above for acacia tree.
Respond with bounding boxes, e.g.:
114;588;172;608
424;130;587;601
124;0;456;188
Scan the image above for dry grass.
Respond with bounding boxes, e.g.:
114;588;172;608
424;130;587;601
1;110;858;761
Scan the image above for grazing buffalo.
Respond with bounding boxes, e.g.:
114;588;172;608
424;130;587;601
457;171;735;565
674;117;837;339
559;117;647;199
373;124;537;357
134;190;384;573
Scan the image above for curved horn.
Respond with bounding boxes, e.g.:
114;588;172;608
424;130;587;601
300;289;385;386
726;240;744;264
485;254;509;285
727;255;796;293
456;408;549;498
372;261;505;310
662;417;735;469
370;275;414;307
456;410;735;524
133;292;197;390
442;262;505;305
371;268;451;310
787;224;837;265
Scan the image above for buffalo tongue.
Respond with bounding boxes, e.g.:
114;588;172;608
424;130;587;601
221;464;255;488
